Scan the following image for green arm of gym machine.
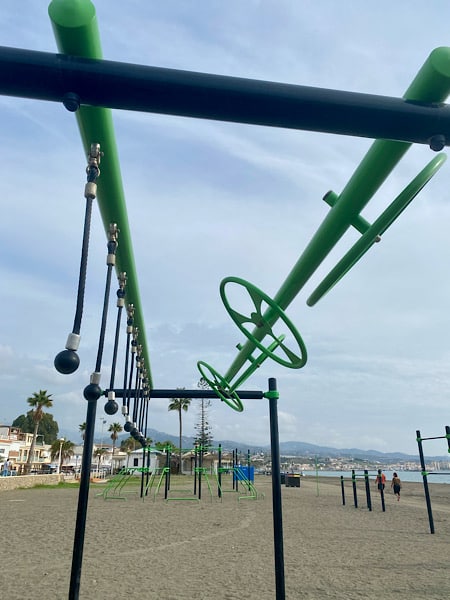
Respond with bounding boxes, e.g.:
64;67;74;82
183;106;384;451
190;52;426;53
224;46;450;383
48;0;153;387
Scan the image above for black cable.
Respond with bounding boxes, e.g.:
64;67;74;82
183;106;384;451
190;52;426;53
73;196;93;335
132;357;141;424
54;143;102;375
122;306;134;409
94;233;118;374
104;273;126;416
127;336;137;417
108;275;126;389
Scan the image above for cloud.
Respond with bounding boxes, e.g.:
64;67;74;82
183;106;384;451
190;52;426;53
1;1;450;456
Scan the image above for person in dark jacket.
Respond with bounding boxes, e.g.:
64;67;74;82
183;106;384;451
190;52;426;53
391;472;401;501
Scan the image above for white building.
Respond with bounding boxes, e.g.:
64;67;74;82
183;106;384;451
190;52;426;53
127;448;162;472
0;426;50;474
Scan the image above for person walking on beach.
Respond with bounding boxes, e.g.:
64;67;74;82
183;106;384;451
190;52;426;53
391;472;401;501
375;470;386;492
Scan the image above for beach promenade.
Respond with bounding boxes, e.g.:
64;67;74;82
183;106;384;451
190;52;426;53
1;476;449;599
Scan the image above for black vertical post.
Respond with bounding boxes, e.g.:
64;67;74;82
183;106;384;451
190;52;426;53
247;449;251;481
218;444;222;498
445;426;450;453
340;476;345;506
232;450;235;490
69;396;97;600
193;444;198;496
167;448;171;491
235;448;239;493
351;470;358;508
377;469;386;512
198;445;203;501
139;447;146;499
144;447;151;497
364;470;372;511
164;448;170;500
268;377;286;600
416;429;435;534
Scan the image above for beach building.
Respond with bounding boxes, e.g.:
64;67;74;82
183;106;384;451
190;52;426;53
0;426;133;476
0;426;51;474
180;450;235;475
65;444;84;472
127;448;163;472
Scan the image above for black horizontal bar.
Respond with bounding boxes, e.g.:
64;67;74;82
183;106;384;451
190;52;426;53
105;388;265;400
420;435;447;441
1;45;450;145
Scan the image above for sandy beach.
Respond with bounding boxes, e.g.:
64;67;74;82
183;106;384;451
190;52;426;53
1;475;449;599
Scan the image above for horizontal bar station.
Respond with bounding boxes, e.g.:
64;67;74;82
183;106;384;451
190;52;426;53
1;45;450;145
105;388;265;400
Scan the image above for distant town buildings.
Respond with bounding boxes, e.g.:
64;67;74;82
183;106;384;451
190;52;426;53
0;425;127;475
3;424;446;477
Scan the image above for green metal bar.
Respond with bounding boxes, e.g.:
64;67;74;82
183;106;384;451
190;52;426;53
224;47;450;383
48;0;152;385
322;191;379;237
153;467;170;500
143;467;162;498
307;153;447;305
101;467;147;500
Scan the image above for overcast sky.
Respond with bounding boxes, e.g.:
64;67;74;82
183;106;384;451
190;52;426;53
1;1;450;456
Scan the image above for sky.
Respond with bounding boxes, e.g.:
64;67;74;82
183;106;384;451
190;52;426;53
1;1;450;456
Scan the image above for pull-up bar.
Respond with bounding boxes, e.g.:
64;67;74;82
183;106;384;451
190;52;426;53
0;45;450;146
103;388;265;400
416;426;450;534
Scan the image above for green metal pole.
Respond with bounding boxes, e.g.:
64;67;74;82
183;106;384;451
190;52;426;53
315;455;319;497
224;47;450;383
48;0;152;385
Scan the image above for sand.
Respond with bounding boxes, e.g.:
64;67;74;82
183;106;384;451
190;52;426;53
1;475;449;599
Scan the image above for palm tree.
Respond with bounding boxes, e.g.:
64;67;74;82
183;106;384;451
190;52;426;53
108;422;122;456
93;447;107;473
79;422;86;441
50;439;75;469
121;436;137;468
120;437;136;453
168;393;191;474
24;390;53;474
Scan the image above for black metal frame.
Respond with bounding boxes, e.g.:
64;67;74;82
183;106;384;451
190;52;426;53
4;43;448;600
70;380;286;600
0;45;449;146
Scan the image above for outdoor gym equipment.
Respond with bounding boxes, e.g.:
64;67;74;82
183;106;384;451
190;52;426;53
1;1;450;598
54;143;102;375
1;15;449;405
340;470;372;511
197;278;308;409
146;446;214;502
340;469;389;512
100;467;149;501
216;447;264;501
416;426;450;534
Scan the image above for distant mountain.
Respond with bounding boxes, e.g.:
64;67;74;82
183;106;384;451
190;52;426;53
62;425;443;461
275;440;419;461
129;429;431;461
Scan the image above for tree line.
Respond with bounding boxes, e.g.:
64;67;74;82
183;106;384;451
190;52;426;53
12;381;214;474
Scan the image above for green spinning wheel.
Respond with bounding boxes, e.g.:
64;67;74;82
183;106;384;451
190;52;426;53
220;276;307;369
197;361;244;412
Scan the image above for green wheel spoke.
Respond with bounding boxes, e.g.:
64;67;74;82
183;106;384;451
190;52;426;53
197;361;244;412
220;276;307;370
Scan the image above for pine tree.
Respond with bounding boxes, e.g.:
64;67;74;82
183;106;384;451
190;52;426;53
194;379;213;450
